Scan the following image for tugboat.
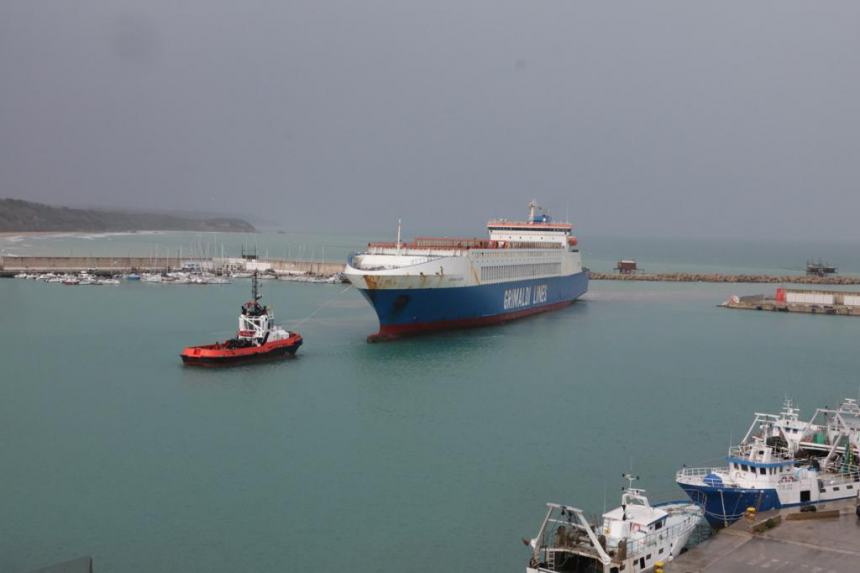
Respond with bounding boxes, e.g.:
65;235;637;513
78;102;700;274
523;474;703;573
180;272;302;366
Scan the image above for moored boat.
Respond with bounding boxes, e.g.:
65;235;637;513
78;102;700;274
676;398;860;527
180;272;302;366
524;475;702;573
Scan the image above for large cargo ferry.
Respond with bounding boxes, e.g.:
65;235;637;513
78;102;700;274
345;201;588;340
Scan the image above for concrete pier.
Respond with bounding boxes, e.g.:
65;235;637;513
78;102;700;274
666;498;860;572
723;298;860;317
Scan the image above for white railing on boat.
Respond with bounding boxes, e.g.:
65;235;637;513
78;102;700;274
623;516;699;557
540;513;700;564
729;443;794;461
676;467;726;481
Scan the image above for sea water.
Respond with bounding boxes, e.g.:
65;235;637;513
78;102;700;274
2;236;860;572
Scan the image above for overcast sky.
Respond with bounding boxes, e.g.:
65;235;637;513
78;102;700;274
1;1;858;239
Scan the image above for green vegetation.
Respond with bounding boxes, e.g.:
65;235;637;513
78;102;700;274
0;199;256;233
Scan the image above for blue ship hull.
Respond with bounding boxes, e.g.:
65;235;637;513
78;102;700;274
678;483;781;528
680;482;859;528
356;271;588;340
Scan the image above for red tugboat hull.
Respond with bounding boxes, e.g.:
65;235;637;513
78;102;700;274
180;335;303;367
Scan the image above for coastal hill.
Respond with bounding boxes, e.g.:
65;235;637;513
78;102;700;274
0;199;256;233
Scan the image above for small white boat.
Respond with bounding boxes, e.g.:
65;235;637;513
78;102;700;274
525;476;702;573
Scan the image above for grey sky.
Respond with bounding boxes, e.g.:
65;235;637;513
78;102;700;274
1;1;858;239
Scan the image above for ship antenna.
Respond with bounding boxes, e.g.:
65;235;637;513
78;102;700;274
622;472;639;491
396;218;402;254
251;270;261;303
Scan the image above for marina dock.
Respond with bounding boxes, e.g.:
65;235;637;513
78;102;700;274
666;497;860;572
6;257;860;286
0;255;345;278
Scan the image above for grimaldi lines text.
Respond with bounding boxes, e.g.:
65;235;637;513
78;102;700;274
344;202;588;341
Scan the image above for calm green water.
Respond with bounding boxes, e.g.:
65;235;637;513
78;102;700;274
3;274;860;572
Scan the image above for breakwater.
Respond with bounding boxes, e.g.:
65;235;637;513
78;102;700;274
0;255;345;277
589;271;860;285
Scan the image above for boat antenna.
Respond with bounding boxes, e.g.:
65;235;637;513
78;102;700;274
251;270;261;304
622;472;639;491
396;218;402;254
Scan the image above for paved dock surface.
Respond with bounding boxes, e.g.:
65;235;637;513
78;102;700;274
723;300;860;316
666;499;860;572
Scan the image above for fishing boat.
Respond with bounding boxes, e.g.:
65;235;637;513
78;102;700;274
524;475;702;573
676;399;860;527
345;201;588;341
180;272;302;366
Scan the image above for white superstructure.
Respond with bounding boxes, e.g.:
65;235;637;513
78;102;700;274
345;202;583;291
525;477;702;573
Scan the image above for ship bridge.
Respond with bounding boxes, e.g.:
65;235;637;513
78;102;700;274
486;200;575;248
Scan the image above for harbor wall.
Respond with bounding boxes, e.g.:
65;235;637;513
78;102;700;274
588;271;860;285
1;256;184;272
0;256;346;276
4;257;858;284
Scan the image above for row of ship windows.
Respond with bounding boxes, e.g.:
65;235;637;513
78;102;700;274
476;250;560;258
732;463;789;476
480;262;561;281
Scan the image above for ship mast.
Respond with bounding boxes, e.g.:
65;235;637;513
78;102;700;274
396;218;402;255
251;270;261;304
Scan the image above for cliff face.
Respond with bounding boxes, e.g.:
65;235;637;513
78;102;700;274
0;199;256;233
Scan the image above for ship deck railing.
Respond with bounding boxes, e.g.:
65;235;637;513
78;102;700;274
622;516;699;557
366;237;565;251
729;443;794;461
676;466;727;481
820;462;860;483
539;514;699;565
677;461;860;484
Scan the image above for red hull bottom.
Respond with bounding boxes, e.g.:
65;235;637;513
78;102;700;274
367;300;575;342
181;336;303;367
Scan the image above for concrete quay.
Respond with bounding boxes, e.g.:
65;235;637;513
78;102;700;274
589;272;860;285
666;498;860;572
723;298;860;317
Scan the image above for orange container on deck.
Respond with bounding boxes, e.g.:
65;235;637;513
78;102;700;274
775;288;786;302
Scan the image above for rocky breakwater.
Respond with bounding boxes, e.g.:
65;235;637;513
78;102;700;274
588;272;860;285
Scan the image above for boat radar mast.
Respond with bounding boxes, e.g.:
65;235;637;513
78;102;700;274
622;473;640;491
528;200;551;223
251;270;261;304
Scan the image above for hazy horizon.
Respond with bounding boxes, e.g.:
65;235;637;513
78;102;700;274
2;1;858;240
